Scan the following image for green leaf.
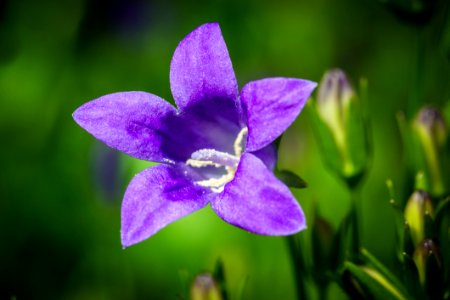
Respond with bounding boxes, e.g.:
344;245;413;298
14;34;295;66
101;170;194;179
275;170;308;189
343;262;409;300
361;248;409;297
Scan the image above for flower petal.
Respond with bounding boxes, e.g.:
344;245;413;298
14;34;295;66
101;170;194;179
121;164;210;247
241;78;317;151
170;23;238;111
73;91;178;163
163;98;242;161
211;153;306;235
250;143;278;171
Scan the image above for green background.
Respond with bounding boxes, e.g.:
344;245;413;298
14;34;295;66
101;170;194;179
0;0;448;299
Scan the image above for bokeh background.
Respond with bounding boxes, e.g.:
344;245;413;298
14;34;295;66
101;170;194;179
1;0;448;299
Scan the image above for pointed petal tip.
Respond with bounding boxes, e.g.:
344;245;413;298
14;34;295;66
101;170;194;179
121;235;137;249
242;77;317;152
170;21;237;110
193;22;221;32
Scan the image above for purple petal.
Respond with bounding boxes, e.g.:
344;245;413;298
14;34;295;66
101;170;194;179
121;164;210;247
170;23;238;111
163;98;242;161
211;153;306;235
241;78;317;152
250;143;278;171
73;92;177;163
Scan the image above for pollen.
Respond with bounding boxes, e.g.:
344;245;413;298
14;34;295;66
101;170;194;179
186;127;248;193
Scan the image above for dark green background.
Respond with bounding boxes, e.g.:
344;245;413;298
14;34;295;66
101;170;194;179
1;0;448;299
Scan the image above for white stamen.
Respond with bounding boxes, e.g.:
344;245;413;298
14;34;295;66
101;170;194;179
234;127;248;157
195;167;236;193
190;148;239;168
186;127;248;193
186;159;221;168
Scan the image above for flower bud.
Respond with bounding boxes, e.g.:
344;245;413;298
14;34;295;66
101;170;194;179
412;106;448;196
413;238;442;293
312;69;369;186
404;190;434;247
190;273;222;300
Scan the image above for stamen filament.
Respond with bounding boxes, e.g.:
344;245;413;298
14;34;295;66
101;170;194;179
234;127;248;157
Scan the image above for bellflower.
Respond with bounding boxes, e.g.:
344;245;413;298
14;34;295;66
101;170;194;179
73;23;316;247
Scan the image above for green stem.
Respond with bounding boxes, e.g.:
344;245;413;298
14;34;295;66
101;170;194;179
286;235;307;300
349;188;361;259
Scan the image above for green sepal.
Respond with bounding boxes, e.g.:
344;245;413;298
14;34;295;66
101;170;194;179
307;101;344;177
275;169;308;189
344;91;370;184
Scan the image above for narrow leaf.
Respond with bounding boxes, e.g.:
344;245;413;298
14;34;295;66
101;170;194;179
275;170;308;189
344;262;409;300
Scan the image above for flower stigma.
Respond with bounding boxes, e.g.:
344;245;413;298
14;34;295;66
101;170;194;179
186;127;248;193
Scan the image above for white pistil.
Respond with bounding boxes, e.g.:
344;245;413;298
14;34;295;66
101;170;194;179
186;127;248;193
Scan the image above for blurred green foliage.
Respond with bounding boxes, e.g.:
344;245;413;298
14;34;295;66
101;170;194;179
0;0;449;299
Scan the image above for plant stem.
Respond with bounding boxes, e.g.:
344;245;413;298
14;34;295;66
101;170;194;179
286;235;307;300
349;188;361;259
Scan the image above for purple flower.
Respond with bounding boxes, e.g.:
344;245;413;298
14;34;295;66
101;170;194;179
73;23;317;247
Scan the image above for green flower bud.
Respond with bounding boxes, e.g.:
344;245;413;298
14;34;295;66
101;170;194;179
317;69;355;149
412;106;449;196
311;69;369;186
404;190;434;247
190;273;222;300
413;238;442;293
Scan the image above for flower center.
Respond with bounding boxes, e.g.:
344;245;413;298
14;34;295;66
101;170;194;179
186;127;248;193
